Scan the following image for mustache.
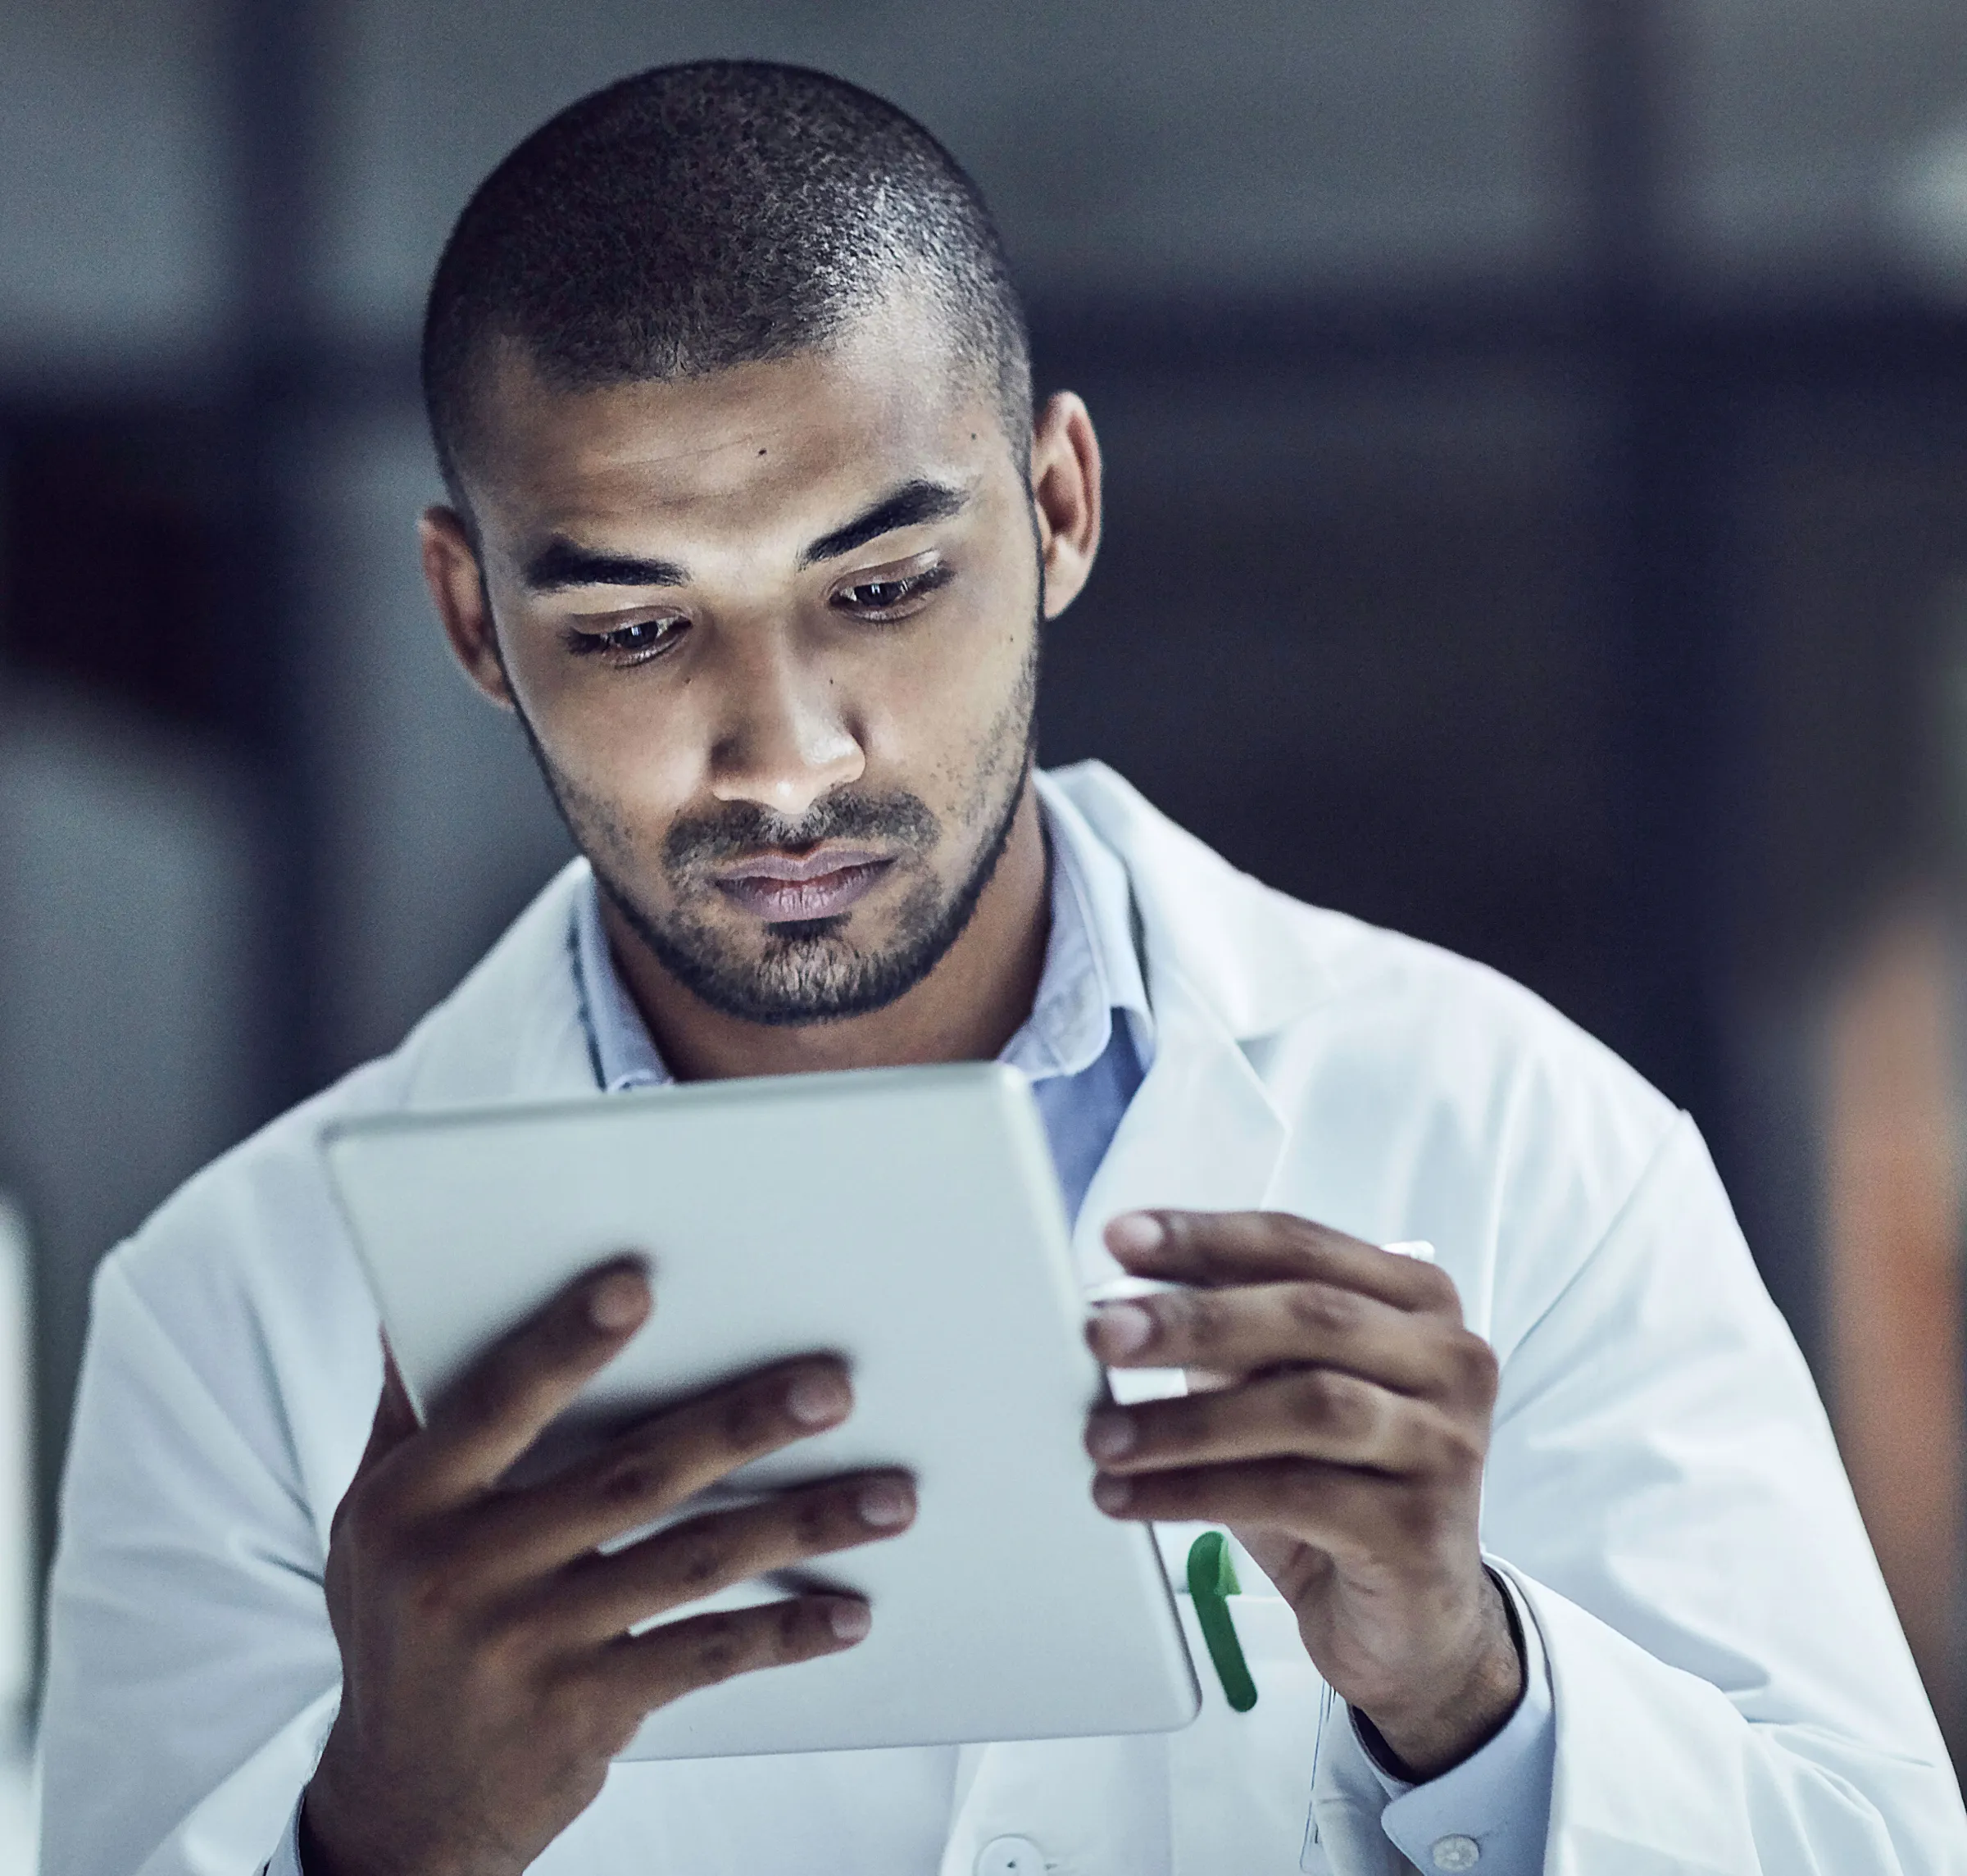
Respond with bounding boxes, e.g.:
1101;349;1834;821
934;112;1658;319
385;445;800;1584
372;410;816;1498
662;789;943;872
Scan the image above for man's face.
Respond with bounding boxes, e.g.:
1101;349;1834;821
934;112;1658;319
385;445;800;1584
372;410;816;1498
434;299;1077;1026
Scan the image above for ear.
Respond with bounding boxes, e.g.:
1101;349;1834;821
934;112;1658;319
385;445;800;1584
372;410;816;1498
420;506;515;709
1028;393;1102;620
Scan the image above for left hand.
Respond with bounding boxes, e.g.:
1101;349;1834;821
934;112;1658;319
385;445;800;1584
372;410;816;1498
1083;1209;1521;1778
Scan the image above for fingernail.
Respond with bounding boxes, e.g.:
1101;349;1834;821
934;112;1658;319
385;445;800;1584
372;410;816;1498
588;1271;648;1331
1106;1212;1166;1256
1093;1474;1134;1514
1093;1301;1154;1359
787;1370;851;1427
825;1599;871;1642
1086;1410;1138;1461
856;1478;915;1528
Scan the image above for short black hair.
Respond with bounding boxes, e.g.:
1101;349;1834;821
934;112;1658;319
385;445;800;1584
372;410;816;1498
421;61;1033;506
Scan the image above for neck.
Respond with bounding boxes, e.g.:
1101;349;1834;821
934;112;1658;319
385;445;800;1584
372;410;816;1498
602;782;1051;1082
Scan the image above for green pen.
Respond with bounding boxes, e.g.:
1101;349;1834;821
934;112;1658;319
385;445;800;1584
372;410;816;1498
1185;1529;1257;1712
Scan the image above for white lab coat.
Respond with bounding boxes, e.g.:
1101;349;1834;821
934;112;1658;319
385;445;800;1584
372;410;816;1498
38;762;1967;1876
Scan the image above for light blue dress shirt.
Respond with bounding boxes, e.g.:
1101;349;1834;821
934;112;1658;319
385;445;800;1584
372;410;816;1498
273;798;1555;1875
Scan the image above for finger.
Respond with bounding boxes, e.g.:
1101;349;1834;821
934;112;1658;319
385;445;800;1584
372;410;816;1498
413;1258;652;1500
1088;1279;1458;1388
1105;1211;1461;1315
599;1592;872;1720
1085;1367;1481;1478
476;1357;859;1573
552;1471;915;1641
1091;1456;1455;1560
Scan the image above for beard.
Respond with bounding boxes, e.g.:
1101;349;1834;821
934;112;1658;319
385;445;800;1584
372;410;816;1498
516;634;1039;1028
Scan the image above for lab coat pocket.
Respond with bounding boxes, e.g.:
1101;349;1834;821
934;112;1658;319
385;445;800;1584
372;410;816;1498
1166;1589;1336;1875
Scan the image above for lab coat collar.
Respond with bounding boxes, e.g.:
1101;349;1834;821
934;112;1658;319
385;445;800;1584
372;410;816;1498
394;860;598;1110
1040;760;1338;1042
1067;945;1290;1303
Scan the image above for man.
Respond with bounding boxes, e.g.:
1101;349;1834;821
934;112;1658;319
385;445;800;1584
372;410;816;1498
37;60;1967;1876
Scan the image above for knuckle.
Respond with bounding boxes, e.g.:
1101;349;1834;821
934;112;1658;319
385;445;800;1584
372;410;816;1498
793;1493;840;1548
1414;1407;1486;1479
566;1699;632;1764
1166;1289;1220;1351
1415;1261;1463;1314
1170;1227;1222;1283
542;1665;620;1757
716;1387;774;1454
595;1444;675;1506
775;1599;820;1660
475;1611;539;1685
1451;1331;1499;1404
400;1550;466;1624
1447;1414;1491;1474
672;1534;733;1590
690;1613;757;1686
330;1482;387;1554
1170;1216;1237;1282
1286;1283;1356;1339
1265;1211;1326;1258
1287;1368;1349;1430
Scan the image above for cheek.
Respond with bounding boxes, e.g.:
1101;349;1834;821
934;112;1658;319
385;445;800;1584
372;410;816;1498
860;597;1034;789
506;648;705;843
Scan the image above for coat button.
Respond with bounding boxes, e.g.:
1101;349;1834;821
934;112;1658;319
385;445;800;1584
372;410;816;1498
976;1836;1047;1876
1429;1834;1481;1870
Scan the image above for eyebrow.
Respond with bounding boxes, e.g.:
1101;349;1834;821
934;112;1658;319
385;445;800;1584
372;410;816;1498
522;538;688;593
519;475;970;596
797;478;970;569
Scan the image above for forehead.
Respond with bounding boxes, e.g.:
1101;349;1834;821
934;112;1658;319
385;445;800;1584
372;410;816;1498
459;298;1005;557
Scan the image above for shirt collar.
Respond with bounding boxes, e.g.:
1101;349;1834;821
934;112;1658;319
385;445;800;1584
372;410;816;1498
571;788;1152;1094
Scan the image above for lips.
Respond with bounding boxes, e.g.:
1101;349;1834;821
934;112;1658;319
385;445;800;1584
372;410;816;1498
712;848;897;923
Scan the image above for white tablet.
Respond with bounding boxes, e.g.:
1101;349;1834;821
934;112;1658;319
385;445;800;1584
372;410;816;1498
322;1062;1201;1760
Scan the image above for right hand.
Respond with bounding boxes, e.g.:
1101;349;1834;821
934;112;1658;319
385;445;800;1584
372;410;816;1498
301;1258;914;1876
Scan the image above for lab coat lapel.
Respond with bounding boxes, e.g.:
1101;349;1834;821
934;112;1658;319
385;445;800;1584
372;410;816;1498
1070;956;1289;1417
397;860;600;1109
1048;760;1332;1303
1071;957;1290;1296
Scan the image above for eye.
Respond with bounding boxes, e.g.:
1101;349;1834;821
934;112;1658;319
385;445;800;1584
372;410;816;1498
833;564;952;620
566;615;688;664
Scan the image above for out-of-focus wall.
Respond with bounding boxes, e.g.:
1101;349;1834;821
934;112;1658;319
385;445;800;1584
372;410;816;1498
0;693;258;1542
316;0;1573;332
0;0;228;383
1668;0;1967;295
296;408;570;1069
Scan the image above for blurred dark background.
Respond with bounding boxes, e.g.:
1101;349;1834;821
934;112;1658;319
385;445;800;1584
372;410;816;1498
7;0;1967;1811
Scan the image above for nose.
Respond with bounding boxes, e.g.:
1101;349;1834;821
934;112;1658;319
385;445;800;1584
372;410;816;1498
704;627;865;820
